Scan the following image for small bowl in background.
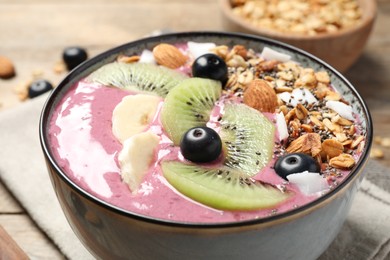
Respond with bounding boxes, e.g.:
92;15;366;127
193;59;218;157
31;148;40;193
220;0;377;72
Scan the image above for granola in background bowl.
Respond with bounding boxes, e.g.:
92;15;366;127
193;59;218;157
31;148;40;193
220;0;377;72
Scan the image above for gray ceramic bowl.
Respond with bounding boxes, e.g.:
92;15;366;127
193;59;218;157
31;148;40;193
39;32;372;260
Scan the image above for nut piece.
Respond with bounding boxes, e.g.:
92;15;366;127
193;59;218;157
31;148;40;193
243;79;278;113
152;43;187;69
322;139;344;159
329;153;355;169
117;55;140;63
286;133;322;157
0;56;16;79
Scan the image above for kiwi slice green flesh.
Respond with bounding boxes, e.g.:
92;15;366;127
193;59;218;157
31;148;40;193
86;62;187;97
220;103;275;176
162;161;291;211
161;77;222;145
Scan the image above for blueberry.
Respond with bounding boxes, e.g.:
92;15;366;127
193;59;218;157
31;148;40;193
180;126;222;163
28;79;53;98
274;153;320;180
192;53;228;85
63;46;88;71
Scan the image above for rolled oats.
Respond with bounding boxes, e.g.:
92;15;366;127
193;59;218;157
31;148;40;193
231;0;362;35
329;153;355;169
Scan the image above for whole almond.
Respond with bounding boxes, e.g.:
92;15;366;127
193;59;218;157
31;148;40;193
153;43;187;69
243;79;278;113
0;56;16;79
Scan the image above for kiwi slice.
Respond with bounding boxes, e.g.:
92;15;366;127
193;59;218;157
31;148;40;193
161;77;222;145
162;161;291;211
86;62;187;97
220;103;275;176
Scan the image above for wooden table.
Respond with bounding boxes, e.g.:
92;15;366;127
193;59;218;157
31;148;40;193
0;0;389;258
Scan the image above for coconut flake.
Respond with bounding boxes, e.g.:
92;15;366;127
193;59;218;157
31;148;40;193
326;100;354;121
187;41;216;59
139;49;156;64
278;88;317;107
276;111;289;141
261;47;291;62
287;171;329;196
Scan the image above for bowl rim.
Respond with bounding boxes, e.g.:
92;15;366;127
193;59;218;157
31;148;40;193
219;0;377;40
39;31;373;229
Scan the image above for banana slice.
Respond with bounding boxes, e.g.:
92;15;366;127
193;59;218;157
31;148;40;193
112;94;161;143
118;131;160;193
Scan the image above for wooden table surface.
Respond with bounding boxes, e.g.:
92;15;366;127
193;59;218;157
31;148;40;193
0;0;389;258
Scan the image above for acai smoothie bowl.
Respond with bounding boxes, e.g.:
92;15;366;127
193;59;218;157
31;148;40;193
39;32;372;260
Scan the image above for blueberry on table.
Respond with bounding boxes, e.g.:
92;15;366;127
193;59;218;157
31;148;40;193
180;126;222;163
274;153;321;180
192;53;228;85
63;47;88;70
28;80;53;98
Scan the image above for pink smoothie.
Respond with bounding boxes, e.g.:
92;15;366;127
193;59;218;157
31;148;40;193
48;79;328;224
47;41;365;224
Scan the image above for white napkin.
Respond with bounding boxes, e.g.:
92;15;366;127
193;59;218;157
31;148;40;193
0;94;93;260
0;94;389;260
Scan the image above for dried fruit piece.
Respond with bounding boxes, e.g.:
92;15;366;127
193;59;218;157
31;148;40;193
153;43;187;69
243;79;278;113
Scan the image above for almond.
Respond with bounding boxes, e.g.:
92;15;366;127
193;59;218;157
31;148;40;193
0;56;16;79
243;79;278;113
152;43;187;69
286;133;322;157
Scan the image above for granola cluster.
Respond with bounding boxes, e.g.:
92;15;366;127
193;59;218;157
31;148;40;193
230;0;362;35
210;44;365;182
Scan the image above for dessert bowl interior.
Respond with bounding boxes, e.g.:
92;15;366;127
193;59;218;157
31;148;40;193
40;32;372;259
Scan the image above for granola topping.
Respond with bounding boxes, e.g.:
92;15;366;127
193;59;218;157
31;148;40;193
211;43;364;184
